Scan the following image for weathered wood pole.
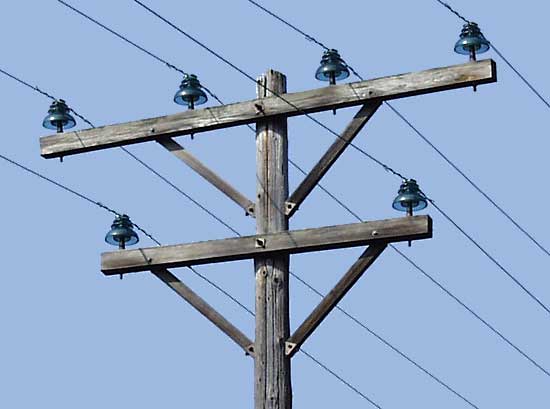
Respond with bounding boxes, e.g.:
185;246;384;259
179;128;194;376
254;70;292;409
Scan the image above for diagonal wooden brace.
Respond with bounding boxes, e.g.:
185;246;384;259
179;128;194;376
285;244;386;357
158;138;255;216
152;268;255;357
286;102;381;217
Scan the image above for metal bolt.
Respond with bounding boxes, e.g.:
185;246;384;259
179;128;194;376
255;238;266;248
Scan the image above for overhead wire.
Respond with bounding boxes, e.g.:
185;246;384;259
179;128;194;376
45;3;482;404
435;0;550;107
242;0;550;260
130;0;550;318
1;142;381;407
194;266;384;409
130;0;407;181
44;2;488;403
55;0;365;226
51;0;550;383
54;0;224;105
0;68;57;101
290;160;550;379
434;0;469;23
0;64;241;236
0;68;382;409
391;245;550;378
385;104;550;258
0;150;162;245
289;272;481;407
429;200;550;315
0;74;158;244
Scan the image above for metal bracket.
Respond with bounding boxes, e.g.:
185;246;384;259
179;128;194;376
246;203;256;218
255;237;266;248
285;342;298;357
284;202;297;216
246;344;255;358
254;102;265;115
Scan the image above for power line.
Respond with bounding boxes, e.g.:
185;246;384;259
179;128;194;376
3;127;547;387
64;0;548;384
433;1;550;110
0;151;161;245
242;0;550;260
54;0;224;105
0;146;378;407
0;122;377;409
0;66;241;237
289;160;550;379
385;103;550;258
195;268;386;408
47;4;487;403
0;68;57;101
434;0;469;23
429;201;550;315
118;146;242;237
130;0;550;319
300;349;383;409
188;267;384;409
53;0;363;217
0;64;469;407
48;0;550;388
52;0;550;381
0;70;384;409
290;273;480;408
391;244;550;378
243;0;330;51
490;45;550;110
131;0;408;182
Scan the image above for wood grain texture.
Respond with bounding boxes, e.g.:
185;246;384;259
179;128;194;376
158;138;255;216
286;102;381;216
152;268;254;355
40;60;496;158
254;70;292;409
101;216;432;275
286;244;387;357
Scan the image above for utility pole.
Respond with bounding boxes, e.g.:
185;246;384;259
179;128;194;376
38;59;496;409
255;70;292;409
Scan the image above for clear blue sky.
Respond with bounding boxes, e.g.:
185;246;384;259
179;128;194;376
0;1;548;408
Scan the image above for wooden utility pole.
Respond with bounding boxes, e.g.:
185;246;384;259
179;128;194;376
254;70;292;409
38;59;497;409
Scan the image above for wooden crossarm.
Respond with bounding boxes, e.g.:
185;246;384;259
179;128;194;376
152;268;255;356
285;244;386;357
286;102;381;216
40;60;496;159
101;216;432;275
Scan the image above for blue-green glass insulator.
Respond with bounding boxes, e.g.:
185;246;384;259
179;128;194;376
42;99;76;133
105;214;139;248
392;179;428;213
454;22;490;55
174;74;208;109
315;49;350;85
